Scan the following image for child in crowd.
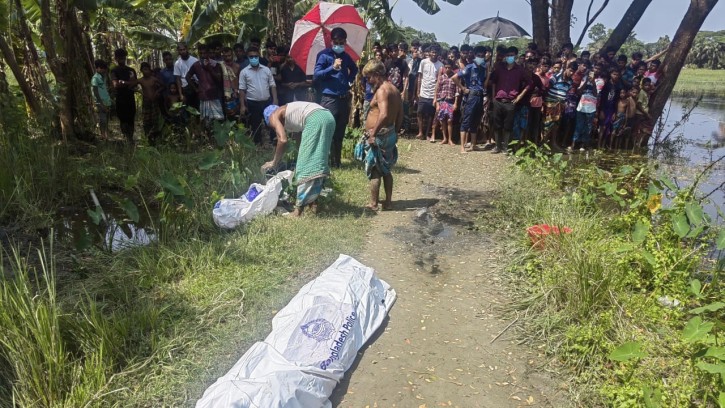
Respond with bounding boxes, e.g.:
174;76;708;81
611;88;632;149
432;59;458;145
165;83;183;126
570;64;598;151
633;78;654;147
138;62;164;145
91;60;112;140
543;61;573;150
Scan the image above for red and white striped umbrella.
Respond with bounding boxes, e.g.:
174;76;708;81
289;2;368;75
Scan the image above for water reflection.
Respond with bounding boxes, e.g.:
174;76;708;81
657;97;724;222
56;207;156;252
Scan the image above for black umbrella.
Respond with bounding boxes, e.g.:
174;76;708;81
461;14;530;40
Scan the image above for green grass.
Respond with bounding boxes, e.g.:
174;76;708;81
485;149;722;407
674;68;725;96
0;119;377;406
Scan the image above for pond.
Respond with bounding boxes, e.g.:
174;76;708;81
658;96;725;221
55;201;157;252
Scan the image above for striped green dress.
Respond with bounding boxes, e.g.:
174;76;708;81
284;102;335;184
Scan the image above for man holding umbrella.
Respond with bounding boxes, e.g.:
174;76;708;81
314;27;359;168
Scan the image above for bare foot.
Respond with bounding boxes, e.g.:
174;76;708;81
365;203;379;211
448;141;455;146
381;201;392;211
439;139;448;145
460;149;469;154
291;208;303;217
429;138;437;143
308;202;319;215
415;134;425;140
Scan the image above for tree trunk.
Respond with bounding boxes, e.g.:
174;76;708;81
649;0;719;123
531;0;550;53
550;0;574;54
267;0;295;45
61;5;96;141
598;0;652;55
0;34;41;114
13;0;52;102
40;0;96;141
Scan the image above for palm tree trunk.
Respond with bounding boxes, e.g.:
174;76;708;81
13;0;52;102
0;34;41;114
267;0;295;45
649;0;719;124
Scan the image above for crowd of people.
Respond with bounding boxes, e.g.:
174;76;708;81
364;39;668;153
91;37;311;147
90;29;669;214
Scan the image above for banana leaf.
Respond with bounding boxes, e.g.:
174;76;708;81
126;28;177;49
411;0;463;15
185;0;236;45
198;32;237;45
71;0;134;11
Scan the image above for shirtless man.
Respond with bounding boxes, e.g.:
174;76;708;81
363;60;403;211
138;62;164;145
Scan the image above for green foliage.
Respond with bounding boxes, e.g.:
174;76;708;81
609;342;648;362
495;146;725;407
686;31;725;69
0;133;372;406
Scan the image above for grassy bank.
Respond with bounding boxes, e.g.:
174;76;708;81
485;147;724;407
674;68;725;97
0;98;372;406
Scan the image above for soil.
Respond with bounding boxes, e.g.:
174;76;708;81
330;140;570;408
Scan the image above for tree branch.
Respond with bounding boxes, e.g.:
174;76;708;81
575;0;609;49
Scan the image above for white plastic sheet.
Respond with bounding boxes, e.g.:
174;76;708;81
212;171;294;229
196;255;396;408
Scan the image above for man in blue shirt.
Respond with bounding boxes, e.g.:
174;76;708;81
453;45;487;152
314;27;359;168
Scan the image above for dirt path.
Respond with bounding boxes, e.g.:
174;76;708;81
330;141;568;408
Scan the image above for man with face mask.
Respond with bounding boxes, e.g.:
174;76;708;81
239;46;278;145
313;27;358;168
489;46;531;153
453;45;487;152
174;42;199;111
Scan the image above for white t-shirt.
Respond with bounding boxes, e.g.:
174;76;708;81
284;102;326;132
418;58;443;100
174;55;198;87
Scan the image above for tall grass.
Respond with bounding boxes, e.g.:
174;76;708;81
0;241;119;407
0;136;371;407
491;154;719;406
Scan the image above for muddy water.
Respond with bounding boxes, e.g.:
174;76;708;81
55;205;156;252
661;96;725;220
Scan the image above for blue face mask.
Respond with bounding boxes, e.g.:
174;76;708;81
474;57;485;66
332;44;345;54
249;57;259;66
505;56;516;65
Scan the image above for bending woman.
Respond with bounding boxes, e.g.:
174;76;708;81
262;102;335;216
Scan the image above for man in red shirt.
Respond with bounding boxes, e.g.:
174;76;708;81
488;47;531;153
